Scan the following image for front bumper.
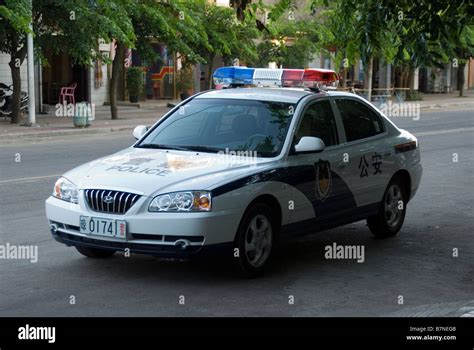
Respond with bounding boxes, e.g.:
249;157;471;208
51;229;233;258
45;195;241;257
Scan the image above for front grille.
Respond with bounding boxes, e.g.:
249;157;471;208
84;189;141;214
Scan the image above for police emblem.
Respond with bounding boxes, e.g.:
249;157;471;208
315;160;332;201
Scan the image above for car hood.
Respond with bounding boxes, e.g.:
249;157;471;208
63;147;274;196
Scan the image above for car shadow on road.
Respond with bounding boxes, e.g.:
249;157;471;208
72;222;404;284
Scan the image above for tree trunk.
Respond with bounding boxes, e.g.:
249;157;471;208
458;62;466;97
400;65;408;89
408;65;415;99
9;60;22;124
364;57;373;101
8;46;27;124
341;66;347;89
109;42;125;120
208;55;214;90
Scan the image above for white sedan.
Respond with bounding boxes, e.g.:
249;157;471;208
45;87;422;276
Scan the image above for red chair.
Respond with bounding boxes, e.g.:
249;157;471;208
59;82;77;105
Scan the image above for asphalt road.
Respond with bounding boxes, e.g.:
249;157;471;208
0;107;473;316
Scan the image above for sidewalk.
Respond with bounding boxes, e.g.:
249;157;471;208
417;90;474;109
0;99;179;141
1;91;472;141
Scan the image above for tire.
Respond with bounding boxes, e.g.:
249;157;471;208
367;177;408;238
75;245;116;258
233;202;277;277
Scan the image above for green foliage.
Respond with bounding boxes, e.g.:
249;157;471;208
311;0;400;68
0;0;31;55
32;0;135;66
185;1;259;65
0;0;31;34
126;67;143;97
311;0;474;71
252;17;325;68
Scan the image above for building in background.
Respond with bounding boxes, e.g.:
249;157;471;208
131;44;176;100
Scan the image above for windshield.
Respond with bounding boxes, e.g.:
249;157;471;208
137;98;295;157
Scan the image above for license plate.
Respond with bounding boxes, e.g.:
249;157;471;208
79;216;127;239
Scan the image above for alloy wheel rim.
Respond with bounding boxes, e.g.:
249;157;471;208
244;214;272;268
384;184;403;228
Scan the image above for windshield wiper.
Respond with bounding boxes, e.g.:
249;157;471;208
137;144;190;151
137;144;222;153
178;145;223;153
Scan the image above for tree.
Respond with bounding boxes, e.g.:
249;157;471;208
1;0;136;123
312;0;474;99
252;15;327;69
185;0;259;89
312;0;400;100
389;1;473;97
0;0;31;124
106;0;213;118
454;25;474;97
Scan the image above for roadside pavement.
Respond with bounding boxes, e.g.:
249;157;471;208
417;90;474;109
0;99;178;142
0;91;472;143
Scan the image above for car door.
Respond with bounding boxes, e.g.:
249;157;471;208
286;98;357;225
332;97;390;208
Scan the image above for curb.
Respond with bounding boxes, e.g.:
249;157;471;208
419;101;474;109
1;125;135;141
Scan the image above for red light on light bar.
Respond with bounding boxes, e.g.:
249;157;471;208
282;69;304;87
304;69;339;82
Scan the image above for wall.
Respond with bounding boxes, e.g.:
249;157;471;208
90;61;108;106
0;53;28;90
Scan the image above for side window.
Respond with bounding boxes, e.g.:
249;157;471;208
295;100;338;147
335;98;384;142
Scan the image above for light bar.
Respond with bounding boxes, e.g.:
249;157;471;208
213;66;339;90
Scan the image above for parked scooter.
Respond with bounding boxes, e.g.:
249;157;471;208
0;82;28;117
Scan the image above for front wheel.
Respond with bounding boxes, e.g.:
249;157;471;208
75;245;116;258
233;203;277;277
367;178;407;238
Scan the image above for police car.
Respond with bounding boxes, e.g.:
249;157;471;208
45;66;422;276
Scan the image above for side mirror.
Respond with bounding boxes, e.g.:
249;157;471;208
294;136;325;153
133;125;148;140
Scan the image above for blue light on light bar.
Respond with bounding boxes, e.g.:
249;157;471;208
233;67;254;84
213;66;254;87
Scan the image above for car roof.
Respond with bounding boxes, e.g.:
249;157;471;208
195;88;363;104
195;88;314;104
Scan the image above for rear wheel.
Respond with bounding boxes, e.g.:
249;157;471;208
367;178;407;238
75;245;116;258
233;203;277;277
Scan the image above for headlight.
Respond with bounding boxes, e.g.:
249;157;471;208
52;177;79;204
149;191;211;212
